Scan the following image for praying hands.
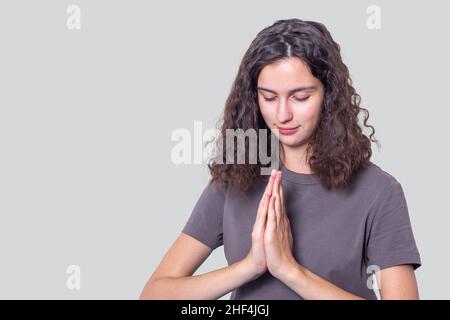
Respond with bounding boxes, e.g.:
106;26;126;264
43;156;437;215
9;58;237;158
244;169;297;281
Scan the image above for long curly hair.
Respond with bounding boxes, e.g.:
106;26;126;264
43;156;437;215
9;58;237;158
208;18;380;193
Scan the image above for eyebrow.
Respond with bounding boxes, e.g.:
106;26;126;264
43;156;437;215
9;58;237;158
257;86;317;95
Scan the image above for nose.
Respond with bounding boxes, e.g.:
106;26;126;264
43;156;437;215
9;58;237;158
276;98;293;123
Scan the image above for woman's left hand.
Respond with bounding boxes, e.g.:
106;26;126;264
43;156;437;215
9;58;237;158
264;170;297;280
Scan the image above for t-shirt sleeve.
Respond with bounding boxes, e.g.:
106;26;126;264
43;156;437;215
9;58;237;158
366;180;422;271
181;179;226;250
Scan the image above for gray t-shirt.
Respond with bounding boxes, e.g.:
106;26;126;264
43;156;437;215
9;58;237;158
181;161;422;300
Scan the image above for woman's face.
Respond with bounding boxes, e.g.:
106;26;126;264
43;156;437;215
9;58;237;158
257;57;324;148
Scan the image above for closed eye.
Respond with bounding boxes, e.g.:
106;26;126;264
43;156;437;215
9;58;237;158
263;96;310;102
294;96;309;102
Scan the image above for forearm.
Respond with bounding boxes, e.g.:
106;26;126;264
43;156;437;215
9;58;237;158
282;263;366;300
139;259;255;300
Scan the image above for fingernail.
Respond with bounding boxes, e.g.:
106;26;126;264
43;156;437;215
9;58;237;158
271;169;276;176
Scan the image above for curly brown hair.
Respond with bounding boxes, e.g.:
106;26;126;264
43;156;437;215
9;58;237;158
207;18;380;193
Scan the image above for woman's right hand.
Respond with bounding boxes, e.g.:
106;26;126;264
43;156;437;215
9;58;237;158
243;169;276;280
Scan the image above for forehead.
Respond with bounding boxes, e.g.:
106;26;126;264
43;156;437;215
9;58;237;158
257;57;317;91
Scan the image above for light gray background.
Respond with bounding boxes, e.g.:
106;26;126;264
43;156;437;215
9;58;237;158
0;0;448;299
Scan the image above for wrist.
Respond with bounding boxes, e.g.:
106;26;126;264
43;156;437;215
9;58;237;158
280;260;307;286
239;256;257;281
240;255;264;282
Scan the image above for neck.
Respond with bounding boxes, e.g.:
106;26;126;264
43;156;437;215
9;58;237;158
280;144;313;174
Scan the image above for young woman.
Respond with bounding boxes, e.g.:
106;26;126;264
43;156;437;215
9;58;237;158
140;18;421;300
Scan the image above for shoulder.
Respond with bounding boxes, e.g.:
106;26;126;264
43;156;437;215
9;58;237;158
352;160;401;191
351;161;410;220
347;161;407;210
199;178;229;202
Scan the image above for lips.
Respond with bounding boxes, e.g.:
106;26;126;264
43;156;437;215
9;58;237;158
277;125;300;135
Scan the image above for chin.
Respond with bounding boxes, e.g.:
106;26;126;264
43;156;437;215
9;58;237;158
278;134;303;146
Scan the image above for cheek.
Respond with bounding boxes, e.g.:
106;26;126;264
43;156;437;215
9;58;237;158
300;106;320;121
301;98;322;120
293;103;322;132
302;105;321;130
258;103;275;122
289;105;311;123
